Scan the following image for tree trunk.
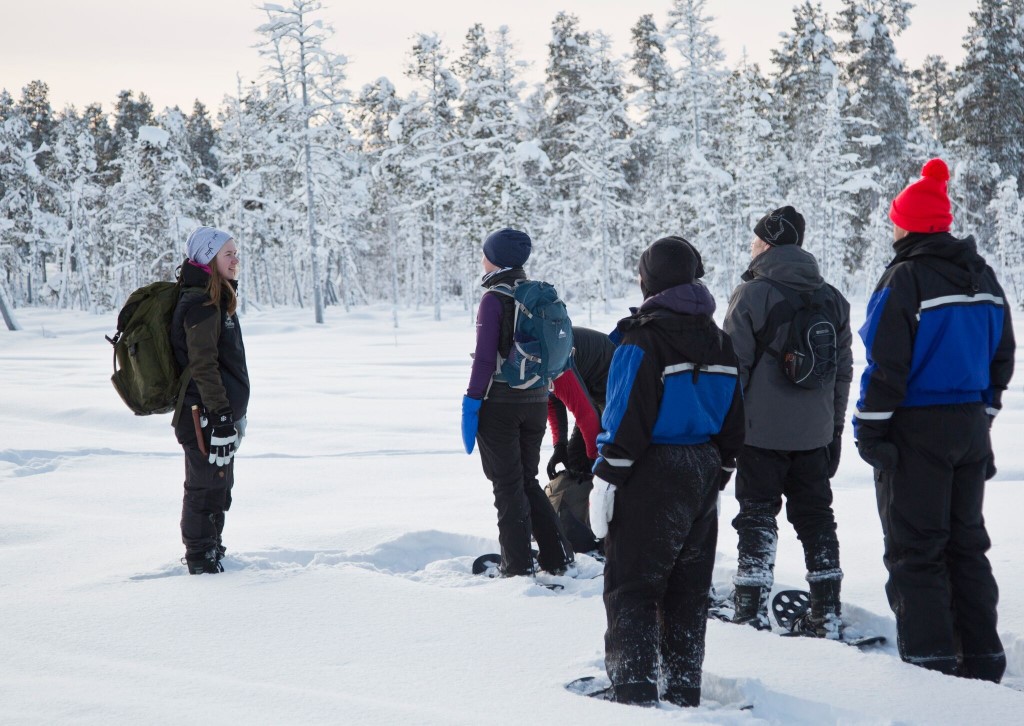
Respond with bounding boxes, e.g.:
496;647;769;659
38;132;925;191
0;281;21;331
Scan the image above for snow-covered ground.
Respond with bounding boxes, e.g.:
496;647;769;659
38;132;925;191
2;299;1022;725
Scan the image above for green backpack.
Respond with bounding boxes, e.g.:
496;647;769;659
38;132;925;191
106;274;192;416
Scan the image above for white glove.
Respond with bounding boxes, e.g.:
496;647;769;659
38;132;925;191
589;477;617;539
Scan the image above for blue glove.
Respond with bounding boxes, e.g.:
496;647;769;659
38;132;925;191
461;396;482;454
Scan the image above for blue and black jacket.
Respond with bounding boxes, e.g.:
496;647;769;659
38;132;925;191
854;232;1015;438
594;283;745;487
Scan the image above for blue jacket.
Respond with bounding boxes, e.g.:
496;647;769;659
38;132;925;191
854;232;1015;438
594;283;745;487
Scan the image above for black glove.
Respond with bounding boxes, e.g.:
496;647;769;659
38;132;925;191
826;428;842;479
207;409;238;467
985;453;997;481
718;464;735;491
856;438;899;472
547;443;568;480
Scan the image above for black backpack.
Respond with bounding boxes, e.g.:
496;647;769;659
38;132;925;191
753;279;839;389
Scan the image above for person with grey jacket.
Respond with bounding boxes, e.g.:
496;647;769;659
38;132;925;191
720;206;853;637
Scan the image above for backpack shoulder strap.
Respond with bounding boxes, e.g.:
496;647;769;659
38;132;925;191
751;278;798;368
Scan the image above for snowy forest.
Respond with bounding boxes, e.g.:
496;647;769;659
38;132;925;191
2;0;1024;325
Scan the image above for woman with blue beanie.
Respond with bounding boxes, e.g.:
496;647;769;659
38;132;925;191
462;228;575;577
170;227;250;574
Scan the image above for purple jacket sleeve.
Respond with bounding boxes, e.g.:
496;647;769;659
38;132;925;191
467;292;503;399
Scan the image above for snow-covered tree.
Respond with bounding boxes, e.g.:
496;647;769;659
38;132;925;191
402;32;461;320
721;58;780;285
47;111;103;311
256;0;350;323
988;175;1023;305
0;99;52;304
663;0;731;282
910;55;955;149
771;1;874;287
953;0;1024;192
837;0;921;261
354;76;405;327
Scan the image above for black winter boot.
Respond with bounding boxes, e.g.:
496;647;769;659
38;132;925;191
732;585;771;631
184;549;225;575
792;578;842;638
663;686;701;708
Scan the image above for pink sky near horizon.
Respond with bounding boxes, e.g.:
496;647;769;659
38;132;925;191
1;0;974;114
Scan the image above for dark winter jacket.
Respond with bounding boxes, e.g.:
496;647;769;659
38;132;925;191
466;267;547;403
594;283;745;487
171;260;250;445
723;244;853;450
854;232;1015;438
548;326;615;448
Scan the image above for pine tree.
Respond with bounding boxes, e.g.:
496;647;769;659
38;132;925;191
256;0;350;323
628;13;676;253
18;80;55;171
665;0;727;151
988;175;1023;305
836;0;920;262
910;55;954;148
0;99;51;303
404;32;460;320
954;0;1024;192
354;76;405;327
721;57;780;285
47;111;102;310
662;0;731;285
187;100;220;195
111;90;155;163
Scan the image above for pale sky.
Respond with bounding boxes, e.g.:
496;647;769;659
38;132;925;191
0;0;975;114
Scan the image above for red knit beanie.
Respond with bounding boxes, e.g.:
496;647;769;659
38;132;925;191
889;158;953;233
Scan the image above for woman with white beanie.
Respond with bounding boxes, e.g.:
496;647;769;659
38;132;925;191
170;227;250;574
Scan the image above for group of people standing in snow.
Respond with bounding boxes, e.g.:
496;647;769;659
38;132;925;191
460;158;1014;707
165;156;1014;709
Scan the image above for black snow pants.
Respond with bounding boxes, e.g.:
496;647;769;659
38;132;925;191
477;399;574;575
732;445;840;588
876;403;1004;682
603;443;720;706
181;444;233;555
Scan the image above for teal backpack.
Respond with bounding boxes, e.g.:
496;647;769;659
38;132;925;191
492;280;574;389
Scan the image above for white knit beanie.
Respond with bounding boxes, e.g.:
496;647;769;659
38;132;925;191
186;227;233;266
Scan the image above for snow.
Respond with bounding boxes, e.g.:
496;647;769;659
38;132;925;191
2;301;1023;724
137;125;170;147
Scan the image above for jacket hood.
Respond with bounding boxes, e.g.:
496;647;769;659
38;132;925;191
892;232;987;289
639;282;716;317
617;283;720;359
742;244;823;291
181;259;211;287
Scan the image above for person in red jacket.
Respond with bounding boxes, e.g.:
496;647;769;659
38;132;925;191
546;326;615;479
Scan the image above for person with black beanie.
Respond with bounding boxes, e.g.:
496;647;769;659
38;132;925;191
589;236;744;707
721;205;853;637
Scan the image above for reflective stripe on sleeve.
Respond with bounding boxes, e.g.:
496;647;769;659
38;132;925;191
854;410;894;420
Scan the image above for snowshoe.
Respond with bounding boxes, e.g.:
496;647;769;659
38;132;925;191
471;553;565;591
772;589;886;647
565;676;613;700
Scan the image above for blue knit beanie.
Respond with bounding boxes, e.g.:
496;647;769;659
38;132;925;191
186;226;233;266
483;228;532;268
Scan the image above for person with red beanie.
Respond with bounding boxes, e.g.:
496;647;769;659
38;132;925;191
854;159;1015;682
